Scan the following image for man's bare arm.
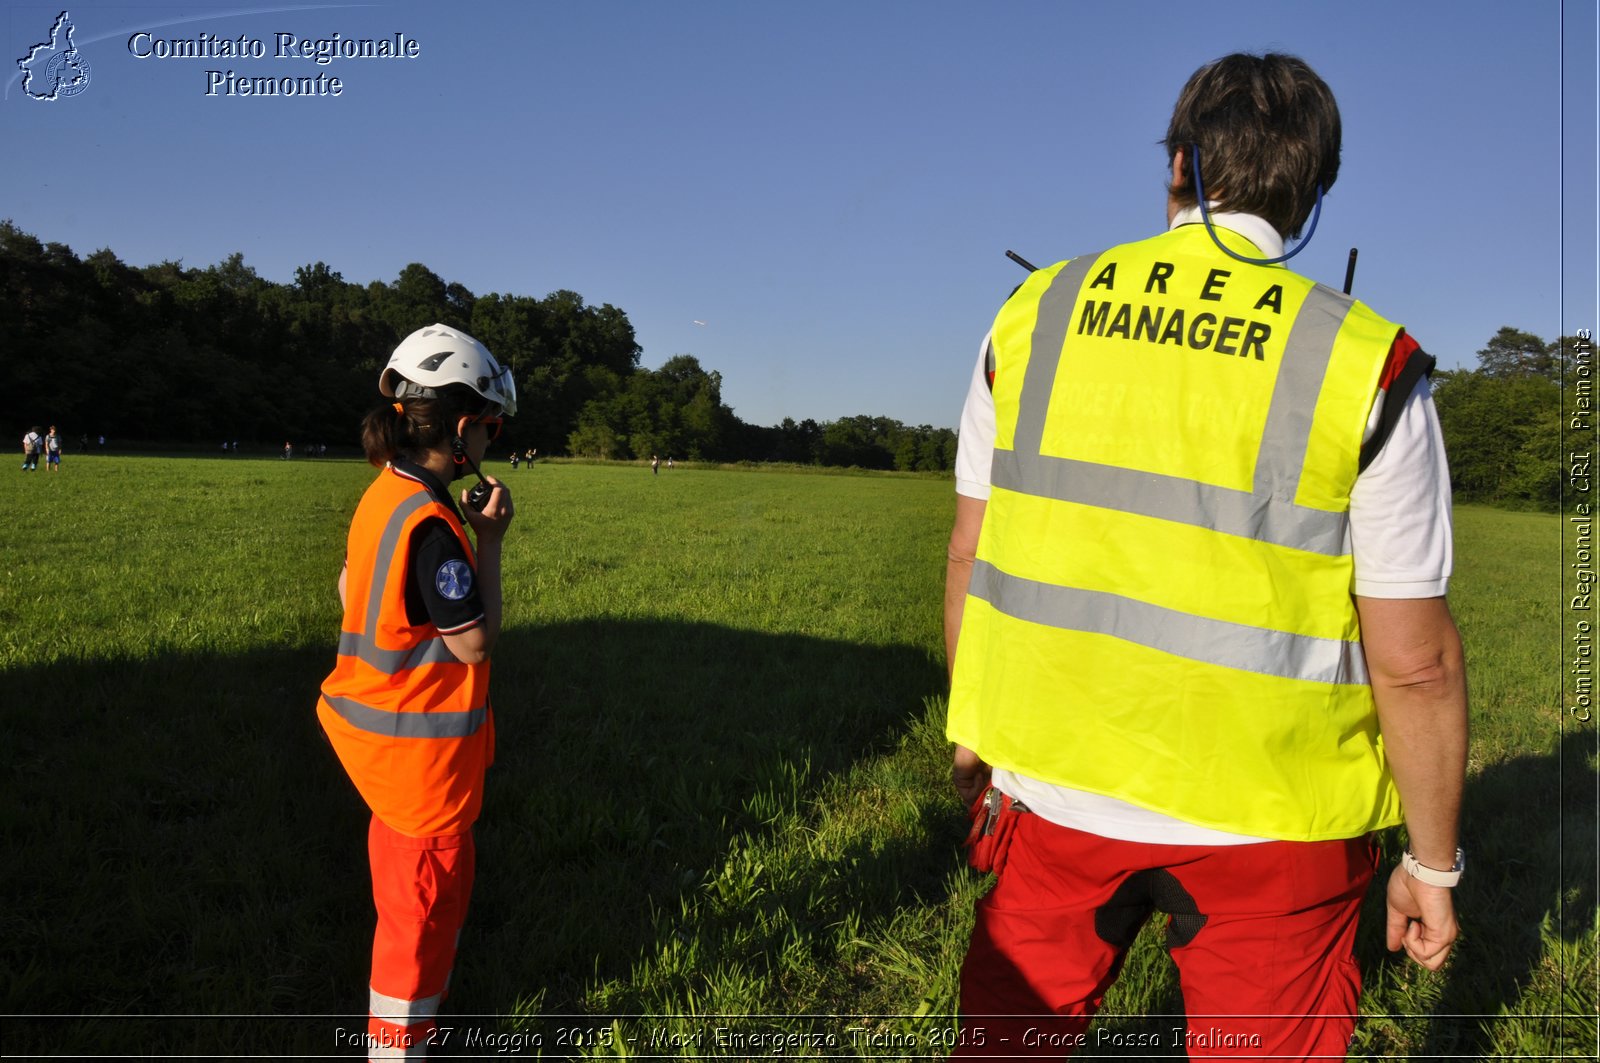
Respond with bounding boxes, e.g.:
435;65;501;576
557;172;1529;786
946;494;990;807
1355;594;1468;971
945;494;987;677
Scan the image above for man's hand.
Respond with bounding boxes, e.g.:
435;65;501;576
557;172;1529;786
952;744;992;809
1385;865;1458;971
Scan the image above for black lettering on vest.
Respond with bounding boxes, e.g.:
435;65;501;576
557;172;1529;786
1105;302;1132;339
1078;299;1111;336
1253;284;1284;314
1188;311;1217;350
1214;316;1245;356
1090;262;1118;291
1159;308;1186;345
1145;262;1174;294
1200;268;1230;301
1241;320;1272;360
1133;303;1165;342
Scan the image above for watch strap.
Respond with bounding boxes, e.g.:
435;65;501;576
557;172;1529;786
1402;847;1465;887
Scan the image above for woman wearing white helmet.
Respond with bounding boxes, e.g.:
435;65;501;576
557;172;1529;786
316;323;516;1057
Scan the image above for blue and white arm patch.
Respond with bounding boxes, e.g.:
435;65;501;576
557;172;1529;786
435;559;475;601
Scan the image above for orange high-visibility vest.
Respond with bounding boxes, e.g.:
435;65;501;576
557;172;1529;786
318;466;493;837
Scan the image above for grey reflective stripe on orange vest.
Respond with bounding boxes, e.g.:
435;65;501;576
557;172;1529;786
328;485;485;740
339;490;457;675
360;489;434;656
971;560;1368;685
324;694;487;738
337;629;459;673
998;257;1356;557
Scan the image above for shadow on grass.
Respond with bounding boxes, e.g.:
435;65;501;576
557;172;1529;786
1400;726;1598;1058
1;617;950;1056
949;729;1600;1060
460;618;953;1014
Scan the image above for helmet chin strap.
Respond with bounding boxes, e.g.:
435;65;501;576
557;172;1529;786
1189;143;1322;266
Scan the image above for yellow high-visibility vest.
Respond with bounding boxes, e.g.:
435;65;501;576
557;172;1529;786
948;224;1405;841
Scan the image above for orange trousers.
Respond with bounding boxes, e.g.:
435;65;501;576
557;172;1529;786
365;815;475;1060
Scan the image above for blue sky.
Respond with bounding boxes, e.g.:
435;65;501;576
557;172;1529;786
4;0;1595;431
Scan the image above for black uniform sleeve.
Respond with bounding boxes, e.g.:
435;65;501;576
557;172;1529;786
403;517;485;634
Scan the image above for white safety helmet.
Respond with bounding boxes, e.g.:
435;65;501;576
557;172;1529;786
380;323;518;417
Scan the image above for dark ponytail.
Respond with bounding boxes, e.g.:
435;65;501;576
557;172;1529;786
360;387;483;468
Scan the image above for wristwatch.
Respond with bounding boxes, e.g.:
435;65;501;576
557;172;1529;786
1401;847;1465;887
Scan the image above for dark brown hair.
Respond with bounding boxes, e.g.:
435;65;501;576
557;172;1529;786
1164;53;1341;238
359;386;484;468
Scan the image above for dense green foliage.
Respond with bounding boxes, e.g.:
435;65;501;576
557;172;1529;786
1;222;956;470
1430;326;1583;510
6;220;1577;495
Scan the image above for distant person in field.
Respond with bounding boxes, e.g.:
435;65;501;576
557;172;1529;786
316;323;517;1060
944;53;1465;1058
510;450;519;470
21;426;42;471
44;426;61;471
651;454;660;476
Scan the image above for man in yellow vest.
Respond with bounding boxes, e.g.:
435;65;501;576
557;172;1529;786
945;53;1467;1059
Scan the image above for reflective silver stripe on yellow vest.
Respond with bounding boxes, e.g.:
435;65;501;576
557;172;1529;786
983;254;1364;688
968;560;1368;686
950;226;1405;841
325;489;483;740
993;255;1356;557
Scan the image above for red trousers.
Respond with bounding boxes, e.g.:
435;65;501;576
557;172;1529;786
956;806;1375;1060
366;815;475;1060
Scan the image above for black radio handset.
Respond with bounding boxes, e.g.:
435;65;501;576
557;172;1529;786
465;475;492;513
453;437;494;512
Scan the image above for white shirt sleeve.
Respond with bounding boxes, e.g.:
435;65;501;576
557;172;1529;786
1348;376;1454;598
954;329;997;500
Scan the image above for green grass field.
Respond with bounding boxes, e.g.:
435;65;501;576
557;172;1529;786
1;456;1593;1059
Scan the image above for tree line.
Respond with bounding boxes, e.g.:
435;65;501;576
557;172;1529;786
4;222;1575;502
1;222;956;472
1431;326;1584;511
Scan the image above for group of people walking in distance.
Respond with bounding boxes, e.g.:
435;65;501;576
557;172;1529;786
19;426;61;471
